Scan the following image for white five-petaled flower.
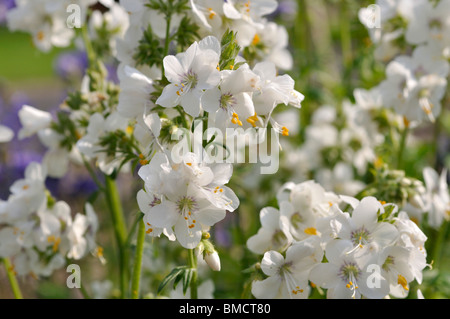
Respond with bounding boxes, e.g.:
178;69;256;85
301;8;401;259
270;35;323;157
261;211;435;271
322;196;399;262
156;36;222;117
251;240;320;299
310;240;389;299
202;63;259;131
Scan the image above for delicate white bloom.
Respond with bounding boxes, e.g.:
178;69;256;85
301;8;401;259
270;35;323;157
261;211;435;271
157;36;221;117
323;197;399;262
251;240;320;299
246;206;293;254
117;65;155;119
251;61;303;121
310;240;390;299
76;112;130;175
0;125;14;143
202;63;258;131
17;105;52;139
138;152;239;249
422;167;449;229
88;2;129;55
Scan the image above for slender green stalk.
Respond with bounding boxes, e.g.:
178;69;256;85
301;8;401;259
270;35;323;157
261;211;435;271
131;216;146;299
396;123;409;170
79;282;91;299
188;249;198;299
431;221;449;270
81;155;105;192
2;258;23;299
161;14;172;77
104;174;129;298
81;24;96;67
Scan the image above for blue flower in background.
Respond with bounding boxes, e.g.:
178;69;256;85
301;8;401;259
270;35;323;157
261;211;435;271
0;0;15;25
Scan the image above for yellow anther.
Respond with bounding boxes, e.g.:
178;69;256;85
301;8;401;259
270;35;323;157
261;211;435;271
139;153;145;159
208;8;216;19
37;31;44;41
281;126;289;136
126;125;134;135
379;200;386;205
252;34;260;46
398;275;409;290
186;162;192;166
304;227;318;235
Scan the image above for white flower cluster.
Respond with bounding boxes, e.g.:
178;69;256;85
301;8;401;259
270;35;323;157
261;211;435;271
137;151;239;249
282;102;384;196
6;0;96;52
249;180;428;299
0;162;99;278
359;0;450;124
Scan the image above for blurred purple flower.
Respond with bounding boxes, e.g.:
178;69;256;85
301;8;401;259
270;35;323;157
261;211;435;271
0;0;15;25
54;50;88;81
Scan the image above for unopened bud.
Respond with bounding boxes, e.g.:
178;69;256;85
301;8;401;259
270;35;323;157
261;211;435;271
204;251;221;271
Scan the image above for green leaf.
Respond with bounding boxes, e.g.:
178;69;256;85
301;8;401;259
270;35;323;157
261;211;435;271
157;266;189;295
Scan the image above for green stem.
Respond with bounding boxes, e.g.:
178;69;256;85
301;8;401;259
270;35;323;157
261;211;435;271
396;124;409;170
161;14;172;77
79;282;91;299
82;155;105;192
104;174;129;298
81;24;96;67
131;216;146;299
2;258;23;299
188;249;198;299
431;221;449;270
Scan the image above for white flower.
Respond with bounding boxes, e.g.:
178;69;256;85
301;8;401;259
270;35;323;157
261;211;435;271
315;162;366;197
117;65;155;120
251;61;303;121
376;246;415;298
76;112;129;175
402;0;450;47
17;105;52;139
0;125;14;143
422;167;450;229
324;197;399;262
202;63;258;130
251;240;319;299
310;240;390;299
251;22;294;70
156;36;221;117
246;207;293;254
138;152;239;249
88;2;129;55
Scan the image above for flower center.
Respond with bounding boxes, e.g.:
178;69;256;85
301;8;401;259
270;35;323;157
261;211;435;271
339;261;361;299
220;92;236;111
349;227;371;252
177;196;199;236
382;255;395;272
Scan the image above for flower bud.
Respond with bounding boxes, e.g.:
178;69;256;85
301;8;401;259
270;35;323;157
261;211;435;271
204;251;221;271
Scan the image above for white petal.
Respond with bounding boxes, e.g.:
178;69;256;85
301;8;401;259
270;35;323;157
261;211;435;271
251;276;281;299
261;250;284;276
146;201;179;228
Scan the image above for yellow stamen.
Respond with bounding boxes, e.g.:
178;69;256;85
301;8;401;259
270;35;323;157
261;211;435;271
304;227;317;235
252;34;260;46
398;275;409;290
37;31;44;41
